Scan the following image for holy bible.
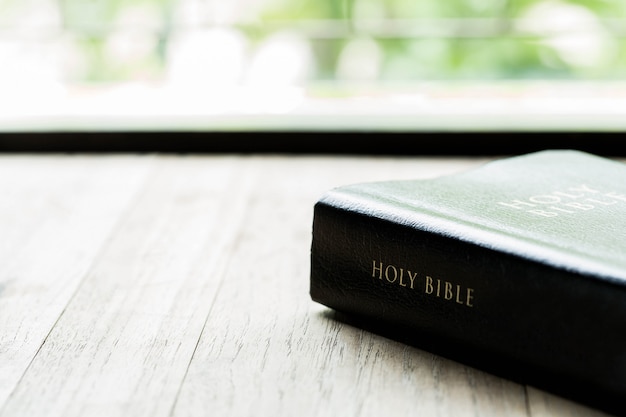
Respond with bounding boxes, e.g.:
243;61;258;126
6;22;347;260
310;150;626;416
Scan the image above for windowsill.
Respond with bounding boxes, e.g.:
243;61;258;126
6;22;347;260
3;80;626;134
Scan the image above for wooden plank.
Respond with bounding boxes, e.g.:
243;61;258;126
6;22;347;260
0;155;617;417
171;156;530;417
0;155;153;408
0;156;252;417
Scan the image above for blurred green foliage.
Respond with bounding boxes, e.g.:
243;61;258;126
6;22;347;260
2;0;625;84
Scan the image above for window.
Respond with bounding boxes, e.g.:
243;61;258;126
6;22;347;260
1;0;625;144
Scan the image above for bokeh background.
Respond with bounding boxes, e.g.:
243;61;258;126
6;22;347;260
2;0;625;92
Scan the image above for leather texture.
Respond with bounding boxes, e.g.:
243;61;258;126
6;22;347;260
310;150;626;416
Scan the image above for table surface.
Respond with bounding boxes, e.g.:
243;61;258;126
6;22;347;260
0;153;616;417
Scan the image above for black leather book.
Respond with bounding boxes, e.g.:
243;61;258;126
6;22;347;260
310;150;626;416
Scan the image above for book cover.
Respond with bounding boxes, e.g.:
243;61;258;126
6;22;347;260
310;150;626;416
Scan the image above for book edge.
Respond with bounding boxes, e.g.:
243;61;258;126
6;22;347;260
317;190;626;285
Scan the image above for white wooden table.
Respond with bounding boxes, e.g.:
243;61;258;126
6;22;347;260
0;154;615;417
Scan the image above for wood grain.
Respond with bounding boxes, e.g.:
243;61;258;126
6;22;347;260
0;155;616;417
0;155;153;407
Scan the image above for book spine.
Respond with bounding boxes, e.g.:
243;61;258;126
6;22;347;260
310;200;626;415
